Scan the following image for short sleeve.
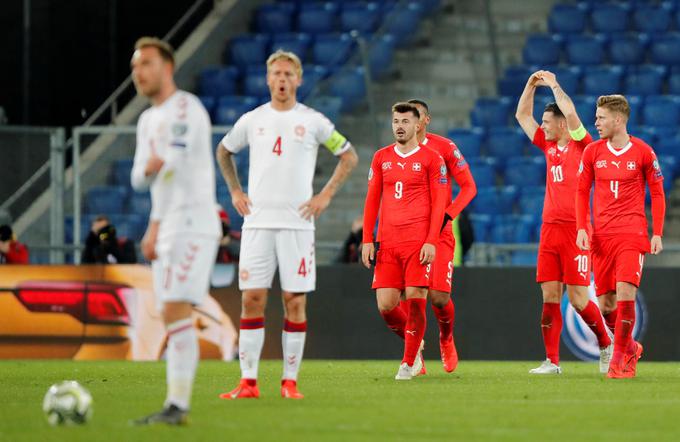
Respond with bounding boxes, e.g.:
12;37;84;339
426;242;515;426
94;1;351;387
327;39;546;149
531;127;548;152
220;112;252;154
313;112;335;146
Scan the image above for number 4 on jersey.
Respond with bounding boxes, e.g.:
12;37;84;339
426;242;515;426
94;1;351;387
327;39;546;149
273;136;282;156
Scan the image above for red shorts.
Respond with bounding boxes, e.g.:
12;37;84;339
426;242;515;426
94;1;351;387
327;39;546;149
430;222;455;293
536;223;591;286
372;243;431;290
592;234;650;296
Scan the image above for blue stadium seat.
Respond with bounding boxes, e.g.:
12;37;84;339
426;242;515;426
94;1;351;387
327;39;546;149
498;186;519;214
590;3;631;34
312;33;354;67
627;95;644;126
199;66;239;98
650;34;680;65
340;2;381;33
198;96;216;119
532;95;555;124
624;65;665;95
447;127;484;158
582;66;625;96
504;157;545;187
86;186;127;214
110;158;134;188
469;214;492;242
511;250;538;266
565;35;606;66
490;214;533;243
383;2;423;46
548;4;588;34
518;188;545;215
467;158;496;188
629;125;657;146
298;64;328;100
243;66;269;98
109;214;146;242
545;65;581;96
522;34;562;65
668;67;680;94
419;0;442;15
659;155;678;180
642;96;680;127
256;3;295;33
486;127;526;158
609;34;649;65
329;66;367;111
215;96;259;125
573;95;598;128
304;96;343;124
632;3;673;34
470;187;500;216
368;34;396;79
129;191;151;215
65;215;95;243
470;97;512;128
297;2;339;35
228;34;270;71
269;33;312;62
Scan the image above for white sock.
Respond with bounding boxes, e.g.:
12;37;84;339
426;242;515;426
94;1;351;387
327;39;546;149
165;318;198;411
239;328;265;380
282;330;306;381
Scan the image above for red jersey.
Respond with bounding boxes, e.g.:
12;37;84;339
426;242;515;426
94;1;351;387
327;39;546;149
363;144;449;248
576;137;664;236
422;132;476;219
0;241;29;264
532;127;593;224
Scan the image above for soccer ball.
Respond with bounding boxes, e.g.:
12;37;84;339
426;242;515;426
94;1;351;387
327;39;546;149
42;381;93;426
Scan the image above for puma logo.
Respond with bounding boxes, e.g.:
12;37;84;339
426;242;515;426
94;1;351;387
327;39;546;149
405;330;416;336
397;162;406;169
611;161;621;168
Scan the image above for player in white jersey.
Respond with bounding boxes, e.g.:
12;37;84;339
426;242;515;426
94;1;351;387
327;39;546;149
130;37;221;425
217;50;358;399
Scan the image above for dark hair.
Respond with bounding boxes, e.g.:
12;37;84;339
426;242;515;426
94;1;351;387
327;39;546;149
0;224;12;241
407;99;429;115
135;36;175;65
392;102;420;119
544;102;565;118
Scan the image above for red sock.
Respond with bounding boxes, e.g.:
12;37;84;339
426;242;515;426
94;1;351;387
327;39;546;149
603;309;617;334
614;301;636;362
577;301;611;348
402;298;427;366
432;299;455;342
540;303;562;365
399;299;409;315
380;304;407;340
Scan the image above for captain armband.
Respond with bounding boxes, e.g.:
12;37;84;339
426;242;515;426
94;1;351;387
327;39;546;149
323;130;350;155
569;124;587;142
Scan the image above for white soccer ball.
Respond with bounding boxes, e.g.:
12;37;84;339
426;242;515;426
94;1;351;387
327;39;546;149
42;381;93;426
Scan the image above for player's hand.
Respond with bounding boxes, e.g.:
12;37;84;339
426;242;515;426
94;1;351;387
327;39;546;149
231;188;252;216
141;221;159;261
420;243;436;264
299;190;332;220
361;242;375;269
650;235;663;255
144;144;165;177
530;71;547;87
539;70;558;88
576;229;590;251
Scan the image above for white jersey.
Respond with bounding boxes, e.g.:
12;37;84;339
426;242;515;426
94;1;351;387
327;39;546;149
221;102;349;230
131;90;221;240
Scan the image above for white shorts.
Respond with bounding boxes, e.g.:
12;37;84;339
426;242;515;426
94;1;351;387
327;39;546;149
238;229;315;293
152;234;219;308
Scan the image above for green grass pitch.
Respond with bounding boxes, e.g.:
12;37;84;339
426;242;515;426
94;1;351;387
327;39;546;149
2;360;680;441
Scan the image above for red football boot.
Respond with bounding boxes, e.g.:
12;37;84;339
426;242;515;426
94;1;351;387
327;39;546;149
219;379;260;399
440;337;459;373
281;380;304;399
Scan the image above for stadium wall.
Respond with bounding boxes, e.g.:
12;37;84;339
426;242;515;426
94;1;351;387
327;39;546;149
213;266;680;362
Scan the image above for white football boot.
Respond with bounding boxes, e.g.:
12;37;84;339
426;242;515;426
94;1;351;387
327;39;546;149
529;359;562;374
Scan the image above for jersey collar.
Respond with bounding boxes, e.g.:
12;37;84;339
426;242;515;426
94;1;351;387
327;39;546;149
393;144;421;158
607;140;633;157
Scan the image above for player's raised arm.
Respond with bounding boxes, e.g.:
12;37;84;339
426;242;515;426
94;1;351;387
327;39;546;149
515;72;542;139
575;146;595;250
300;130;358;220
540;70;586;134
362;153;382;269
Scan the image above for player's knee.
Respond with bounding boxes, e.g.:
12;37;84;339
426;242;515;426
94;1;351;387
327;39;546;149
242;292;266;315
429;290;450;308
284;294;306;321
376;297;399;312
162;302;193;325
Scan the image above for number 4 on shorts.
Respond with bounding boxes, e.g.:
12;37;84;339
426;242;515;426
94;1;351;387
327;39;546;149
298;257;308;277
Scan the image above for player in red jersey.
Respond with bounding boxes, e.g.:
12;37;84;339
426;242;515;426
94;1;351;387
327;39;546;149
407;99;477;373
361;102;449;380
516;71;612;375
576;95;665;379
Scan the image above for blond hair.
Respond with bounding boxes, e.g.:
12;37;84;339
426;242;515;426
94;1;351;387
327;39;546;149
134;36;175;65
266;50;303;78
597;94;630;120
